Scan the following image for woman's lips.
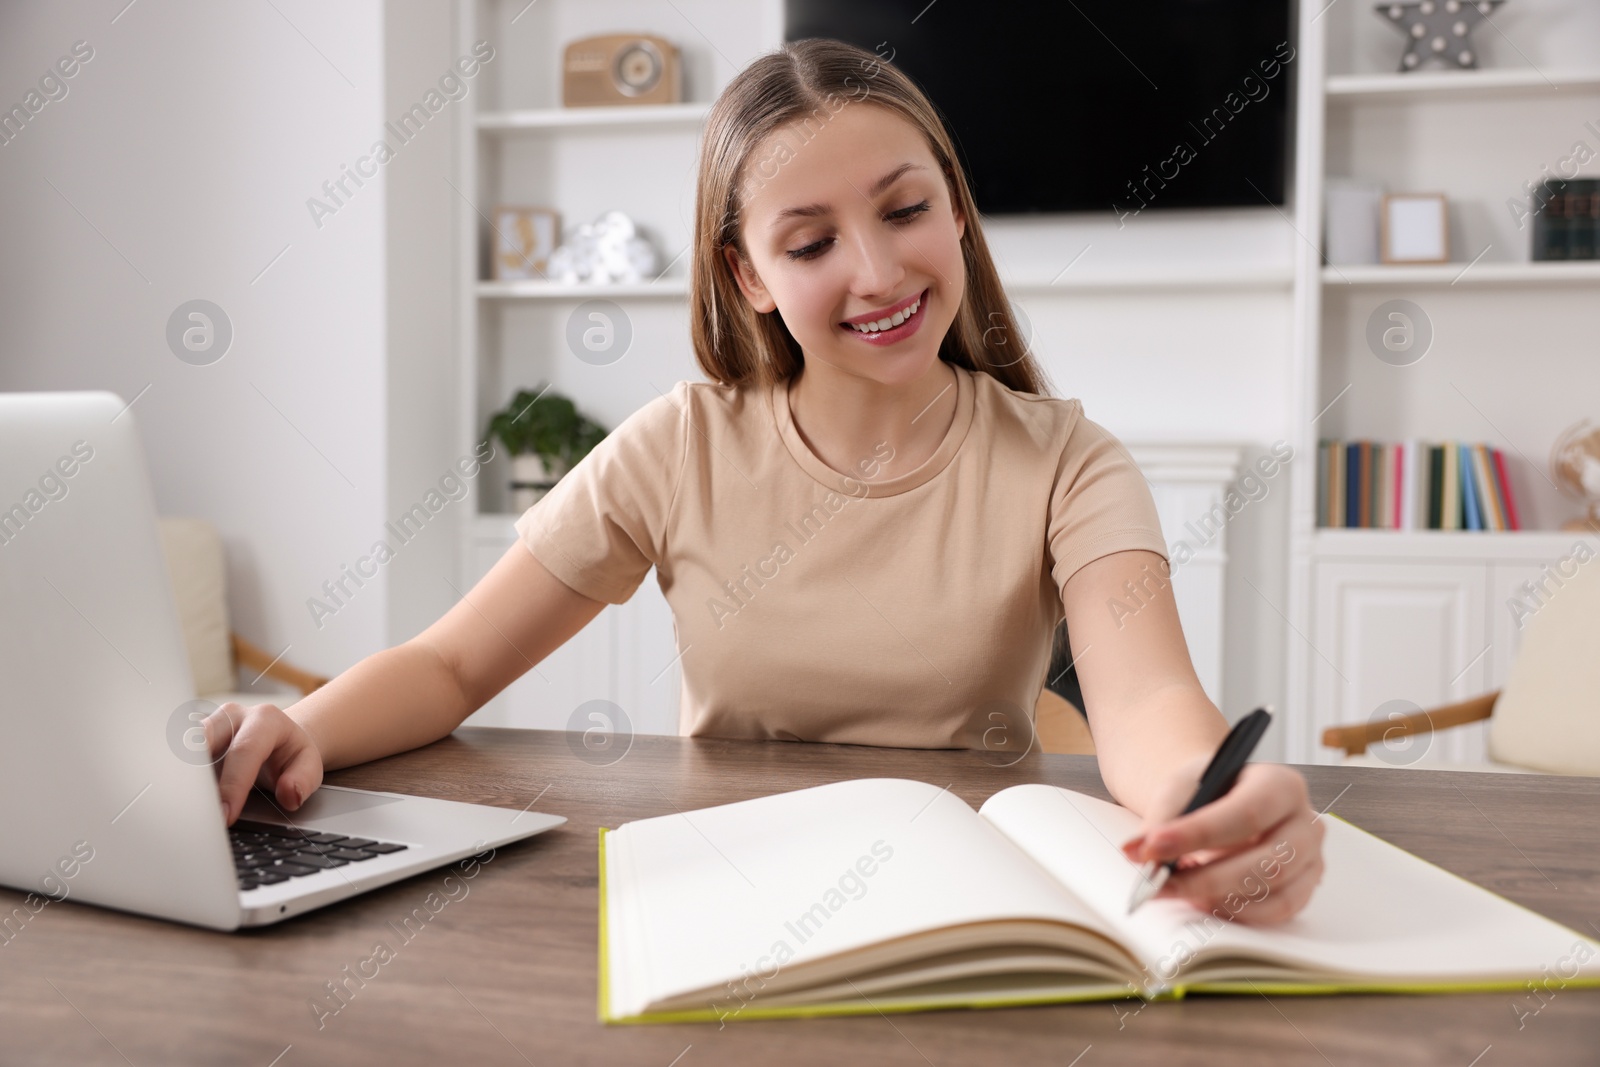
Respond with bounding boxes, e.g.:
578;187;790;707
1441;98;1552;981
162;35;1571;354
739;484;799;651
840;288;929;345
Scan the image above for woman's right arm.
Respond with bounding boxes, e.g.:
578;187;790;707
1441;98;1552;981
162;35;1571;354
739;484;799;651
209;541;607;824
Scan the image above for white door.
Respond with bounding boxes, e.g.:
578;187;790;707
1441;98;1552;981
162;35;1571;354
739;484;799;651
1310;560;1489;765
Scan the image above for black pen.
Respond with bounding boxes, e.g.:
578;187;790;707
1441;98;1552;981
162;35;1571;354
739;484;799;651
1126;706;1274;915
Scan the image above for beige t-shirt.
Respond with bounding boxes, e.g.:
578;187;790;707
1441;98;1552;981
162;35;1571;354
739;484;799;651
514;362;1168;749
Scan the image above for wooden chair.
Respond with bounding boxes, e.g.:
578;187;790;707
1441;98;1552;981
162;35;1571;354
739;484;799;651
1035;686;1096;755
157;518;328;708
1321;549;1600;775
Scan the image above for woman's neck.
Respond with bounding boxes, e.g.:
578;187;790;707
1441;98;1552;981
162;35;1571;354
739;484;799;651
787;358;959;482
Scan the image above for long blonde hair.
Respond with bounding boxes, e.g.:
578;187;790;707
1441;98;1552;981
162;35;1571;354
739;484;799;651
690;38;1053;396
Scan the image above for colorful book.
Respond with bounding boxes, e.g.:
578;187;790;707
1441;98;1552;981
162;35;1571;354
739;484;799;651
1363;441;1376;527
1375;444;1389;528
1401;438;1427;531
1441;442;1460;530
1472;444;1503;531
1533;180;1570;262
1460;443;1482;531
598;779;1600;1022
1316;442;1329;528
1572;180;1598;260
1392;443;1404;529
1326;441;1337;528
1332;441;1346;527
1428;445;1444;529
1346;442;1360;528
1493;447;1521;531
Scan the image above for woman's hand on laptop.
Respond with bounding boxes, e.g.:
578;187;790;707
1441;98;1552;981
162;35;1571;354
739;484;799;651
1119;759;1325;925
204;702;324;826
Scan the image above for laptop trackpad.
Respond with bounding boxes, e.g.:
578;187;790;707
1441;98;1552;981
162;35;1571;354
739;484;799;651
241;785;403;826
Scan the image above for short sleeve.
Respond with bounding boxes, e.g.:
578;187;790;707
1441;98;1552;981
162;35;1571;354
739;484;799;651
1046;401;1169;601
513;382;690;604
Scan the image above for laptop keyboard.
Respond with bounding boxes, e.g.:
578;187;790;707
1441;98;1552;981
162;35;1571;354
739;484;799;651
230;818;408;892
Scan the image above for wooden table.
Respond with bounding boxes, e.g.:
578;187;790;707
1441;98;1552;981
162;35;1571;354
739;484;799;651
4;729;1598;1065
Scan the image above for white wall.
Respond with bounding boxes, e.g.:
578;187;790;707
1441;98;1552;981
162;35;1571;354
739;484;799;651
382;0;471;646
0;1;391;681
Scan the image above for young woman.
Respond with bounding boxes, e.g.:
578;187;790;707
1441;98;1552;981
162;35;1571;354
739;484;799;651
212;39;1324;923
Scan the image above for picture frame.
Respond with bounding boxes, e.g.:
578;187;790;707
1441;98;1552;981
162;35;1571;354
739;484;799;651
492;206;560;281
1380;193;1449;265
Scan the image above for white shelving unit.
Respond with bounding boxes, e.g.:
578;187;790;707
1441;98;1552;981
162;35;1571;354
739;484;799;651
1003;266;1294;293
1285;0;1600;763
476;279;690;299
1321;261;1600;286
1325;66;1600;101
452;0;783;737
477;102;711;130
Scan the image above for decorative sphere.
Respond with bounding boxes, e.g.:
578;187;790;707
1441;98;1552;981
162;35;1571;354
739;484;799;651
1446;0;1460;11
1411;22;1426;38
1432;36;1448;52
1457;50;1473;65
1420;0;1435;12
1552;419;1600;523
1404;51;1421;68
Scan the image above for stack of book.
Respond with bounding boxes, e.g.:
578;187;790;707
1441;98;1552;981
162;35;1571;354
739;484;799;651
1317;439;1521;531
1532;178;1600;261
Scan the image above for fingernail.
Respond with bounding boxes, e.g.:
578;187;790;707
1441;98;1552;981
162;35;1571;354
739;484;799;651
220;800;230;823
287;786;301;808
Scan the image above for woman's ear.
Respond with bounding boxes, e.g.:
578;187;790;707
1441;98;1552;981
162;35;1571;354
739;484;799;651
722;244;777;314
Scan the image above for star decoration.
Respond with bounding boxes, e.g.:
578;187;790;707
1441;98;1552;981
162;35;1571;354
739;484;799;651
1376;0;1505;72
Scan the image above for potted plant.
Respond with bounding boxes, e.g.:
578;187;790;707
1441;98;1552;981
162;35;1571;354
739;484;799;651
484;386;607;512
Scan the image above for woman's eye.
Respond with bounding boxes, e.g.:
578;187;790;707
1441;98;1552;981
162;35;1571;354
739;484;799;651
786;239;830;262
889;200;931;224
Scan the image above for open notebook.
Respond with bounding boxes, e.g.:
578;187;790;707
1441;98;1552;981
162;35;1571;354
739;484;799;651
599;778;1600;1023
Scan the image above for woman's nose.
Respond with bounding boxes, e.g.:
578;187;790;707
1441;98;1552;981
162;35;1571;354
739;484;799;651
844;224;907;302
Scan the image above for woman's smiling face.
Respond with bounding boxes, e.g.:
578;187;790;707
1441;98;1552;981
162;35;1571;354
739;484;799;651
723;103;967;388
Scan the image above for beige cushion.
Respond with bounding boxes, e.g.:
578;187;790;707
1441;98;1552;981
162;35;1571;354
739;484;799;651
1488;548;1600;775
157;518;235;698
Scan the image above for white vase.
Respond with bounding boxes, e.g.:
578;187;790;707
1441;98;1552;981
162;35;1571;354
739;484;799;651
510;453;564;514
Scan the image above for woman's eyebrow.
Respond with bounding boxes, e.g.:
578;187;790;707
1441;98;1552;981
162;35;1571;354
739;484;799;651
767;162;927;231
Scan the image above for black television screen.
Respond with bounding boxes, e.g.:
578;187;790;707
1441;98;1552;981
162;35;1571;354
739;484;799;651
783;1;1294;217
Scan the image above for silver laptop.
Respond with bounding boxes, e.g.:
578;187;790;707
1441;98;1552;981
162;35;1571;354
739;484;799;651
0;391;564;930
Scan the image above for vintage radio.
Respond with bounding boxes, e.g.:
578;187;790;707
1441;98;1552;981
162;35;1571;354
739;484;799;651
562;34;681;107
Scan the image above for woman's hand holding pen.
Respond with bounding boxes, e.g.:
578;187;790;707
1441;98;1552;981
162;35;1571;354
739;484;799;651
1119;758;1326;925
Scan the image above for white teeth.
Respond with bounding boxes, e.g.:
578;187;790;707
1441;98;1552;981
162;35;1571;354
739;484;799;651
850;296;920;334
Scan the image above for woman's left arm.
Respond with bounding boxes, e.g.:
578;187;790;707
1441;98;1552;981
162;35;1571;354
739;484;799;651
1061;548;1325;924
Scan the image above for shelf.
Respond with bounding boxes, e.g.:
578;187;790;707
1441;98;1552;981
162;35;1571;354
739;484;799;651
1001;266;1294;293
1321;261;1600;288
1314;528;1598;560
477;279;689;300
1325;68;1600;103
477;102;709;131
